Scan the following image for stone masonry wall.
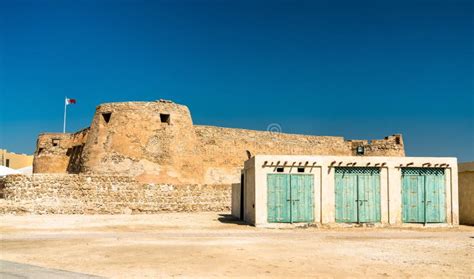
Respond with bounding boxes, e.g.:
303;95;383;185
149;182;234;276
0;174;231;214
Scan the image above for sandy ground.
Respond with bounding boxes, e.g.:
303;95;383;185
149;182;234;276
1;213;473;278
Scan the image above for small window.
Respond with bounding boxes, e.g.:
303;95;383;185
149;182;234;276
5;159;10;167
160;113;170;124
276;167;284;173
38;148;44;155
395;136;401;145
52;139;60;147
297;167;305;173
356;146;364;155
102;112;112;123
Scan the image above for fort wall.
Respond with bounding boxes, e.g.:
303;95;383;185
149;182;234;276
33;100;405;185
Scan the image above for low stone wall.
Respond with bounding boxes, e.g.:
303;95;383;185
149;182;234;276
0;174;231;214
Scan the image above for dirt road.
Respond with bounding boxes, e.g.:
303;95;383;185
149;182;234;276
1;213;473;278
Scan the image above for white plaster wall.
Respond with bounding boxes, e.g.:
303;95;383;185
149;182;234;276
388;166;402;224
243;158;256;225
450;164;459;225
246;155;458;227
379;167;388;224
322;165;335;224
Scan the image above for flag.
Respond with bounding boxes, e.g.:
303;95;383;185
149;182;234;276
66;98;77;105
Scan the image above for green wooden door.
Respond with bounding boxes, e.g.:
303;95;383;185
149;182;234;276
290;175;314;223
402;168;446;223
267;174;291;223
357;170;381;222
335;169;358;222
335;168;381;223
402;173;425;223
425;170;446;223
267;174;314;223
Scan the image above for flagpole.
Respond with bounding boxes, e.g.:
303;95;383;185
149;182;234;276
63;97;67;133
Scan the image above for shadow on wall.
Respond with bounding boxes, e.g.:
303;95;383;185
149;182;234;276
66;144;85;174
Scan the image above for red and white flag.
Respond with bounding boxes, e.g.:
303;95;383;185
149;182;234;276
65;98;77;105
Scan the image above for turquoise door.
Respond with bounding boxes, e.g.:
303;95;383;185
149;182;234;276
290;175;314;223
402;173;425;222
267;174;314;223
267;174;291;223
357;171;381;222
335;168;381;223
425;171;446;222
335;169;358;222
402;168;446;223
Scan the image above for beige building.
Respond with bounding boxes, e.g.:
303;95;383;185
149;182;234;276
234;155;458;227
458;162;474;225
0;149;33;170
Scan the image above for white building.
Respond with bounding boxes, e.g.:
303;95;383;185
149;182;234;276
233;155;458;227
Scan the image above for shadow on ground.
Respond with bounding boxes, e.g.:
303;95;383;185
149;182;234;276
217;214;249;226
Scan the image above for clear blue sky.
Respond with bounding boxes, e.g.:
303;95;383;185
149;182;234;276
0;0;473;161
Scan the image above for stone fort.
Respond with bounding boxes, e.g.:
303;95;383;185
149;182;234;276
33;100;405;185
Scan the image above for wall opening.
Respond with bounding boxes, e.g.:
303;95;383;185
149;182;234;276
276;167;284;173
38;148;44;155
160;113;170;124
395;136;401;145
102;112;112;123
52;139;60;147
5;159;10;168
297;167;305;173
